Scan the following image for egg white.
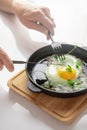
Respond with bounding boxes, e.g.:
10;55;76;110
45;54;82;85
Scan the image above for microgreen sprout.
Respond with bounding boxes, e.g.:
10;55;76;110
68;80;75;87
76;59;83;68
66;65;72;72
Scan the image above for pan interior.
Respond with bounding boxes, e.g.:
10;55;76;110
26;44;87;95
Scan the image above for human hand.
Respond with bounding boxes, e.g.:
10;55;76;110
0;47;14;72
13;2;55;40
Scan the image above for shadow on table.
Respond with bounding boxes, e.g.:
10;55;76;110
0;12;48;59
8;88;87;130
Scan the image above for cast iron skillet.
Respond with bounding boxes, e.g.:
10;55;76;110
26;44;87;98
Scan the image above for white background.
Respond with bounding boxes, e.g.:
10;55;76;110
0;0;87;130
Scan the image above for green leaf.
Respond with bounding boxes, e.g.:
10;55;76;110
66;65;72;72
76;80;83;85
76;59;83;68
44;80;53;89
67;45;77;54
53;55;59;61
68;80;75;87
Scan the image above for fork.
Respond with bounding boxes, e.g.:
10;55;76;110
48;32;65;60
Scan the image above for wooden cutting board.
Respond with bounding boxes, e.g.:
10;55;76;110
7;70;87;124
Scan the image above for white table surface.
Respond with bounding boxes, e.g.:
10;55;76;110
0;0;87;130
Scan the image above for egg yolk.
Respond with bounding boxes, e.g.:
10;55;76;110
58;66;76;80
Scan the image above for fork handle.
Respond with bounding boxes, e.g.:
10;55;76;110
48;32;54;43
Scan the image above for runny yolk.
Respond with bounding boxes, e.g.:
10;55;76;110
58;66;76;80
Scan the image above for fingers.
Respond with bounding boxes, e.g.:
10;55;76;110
16;4;56;39
40;7;56;27
0;48;14;72
40;7;52;20
23;20;48;37
30;10;55;35
0;60;3;70
40;15;55;35
35;7;56;32
24;7;55;36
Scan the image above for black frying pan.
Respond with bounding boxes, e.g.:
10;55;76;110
25;44;87;98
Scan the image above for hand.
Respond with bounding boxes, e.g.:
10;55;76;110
0;47;14;72
13;3;55;40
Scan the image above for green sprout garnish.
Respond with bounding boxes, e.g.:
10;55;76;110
44;80;53;89
54;55;59;61
67;45;77;54
76;80;83;85
66;65;72;72
76;59;83;68
68;80;75;87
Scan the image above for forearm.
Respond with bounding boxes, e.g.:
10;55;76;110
0;0;15;13
0;0;29;14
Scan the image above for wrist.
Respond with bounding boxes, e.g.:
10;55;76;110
0;0;16;14
12;0;35;14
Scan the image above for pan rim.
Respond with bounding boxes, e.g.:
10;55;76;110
26;44;87;97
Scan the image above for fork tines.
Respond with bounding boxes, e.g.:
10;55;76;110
51;43;65;61
49;32;65;60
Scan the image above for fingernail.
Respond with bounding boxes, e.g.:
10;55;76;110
9;65;14;72
0;65;3;71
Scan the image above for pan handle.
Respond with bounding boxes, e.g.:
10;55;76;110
27;81;42;93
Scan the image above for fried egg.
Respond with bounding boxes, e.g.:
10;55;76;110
45;55;82;85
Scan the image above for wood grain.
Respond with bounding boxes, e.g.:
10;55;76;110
7;70;87;123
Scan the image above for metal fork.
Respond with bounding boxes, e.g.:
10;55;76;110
49;32;65;60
